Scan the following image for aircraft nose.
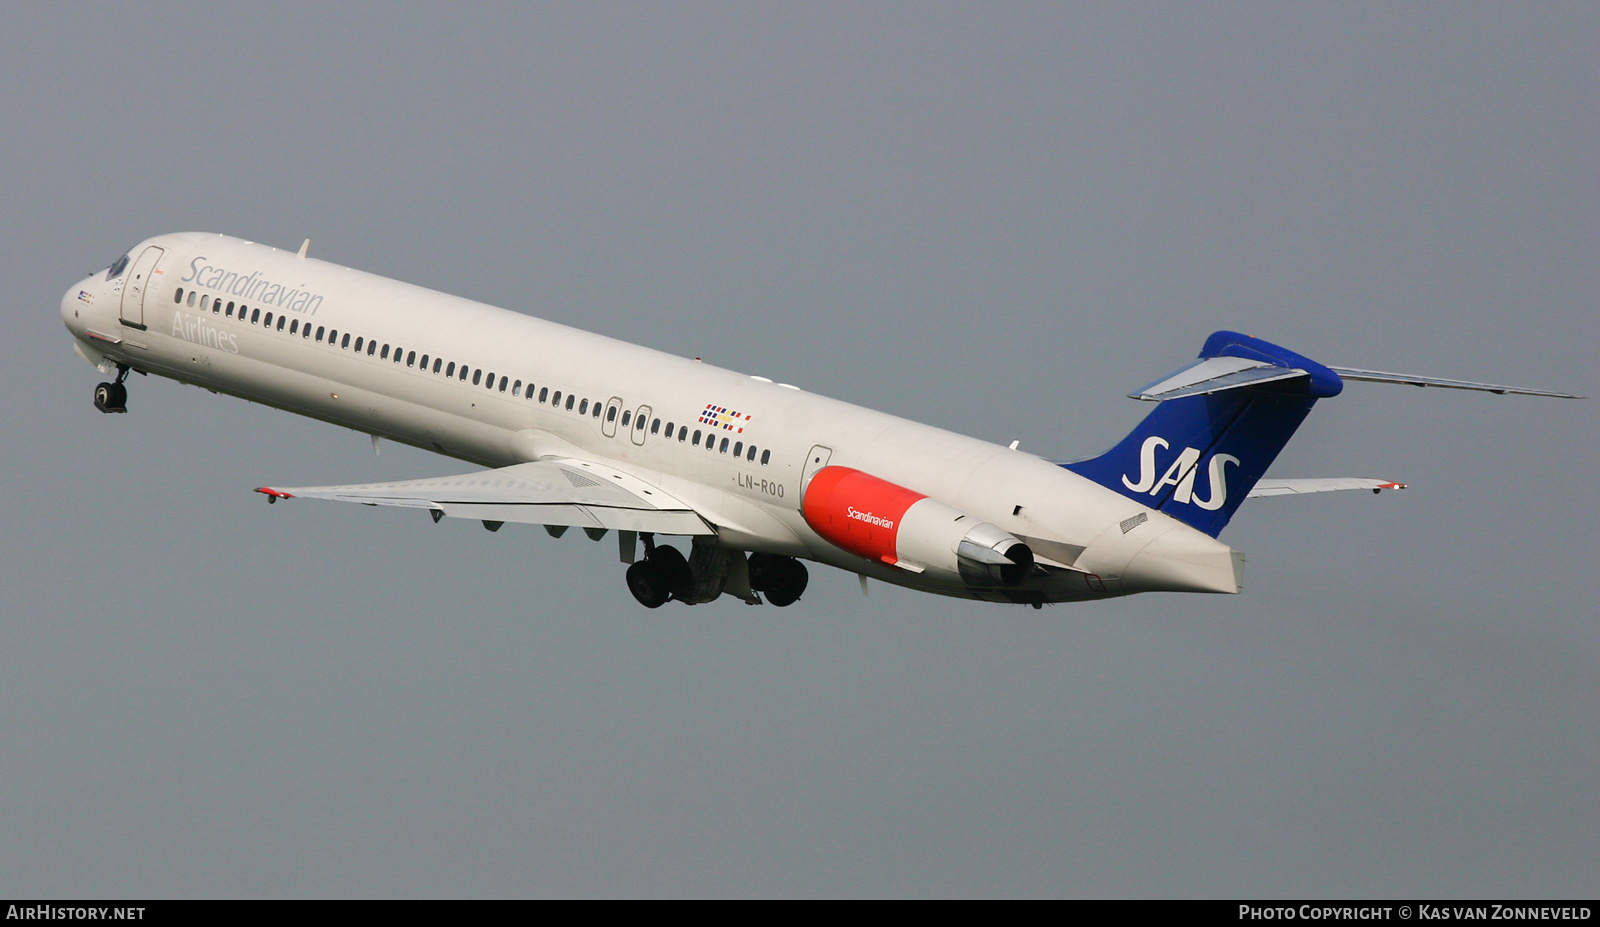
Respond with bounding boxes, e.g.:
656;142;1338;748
61;276;104;337
61;280;84;329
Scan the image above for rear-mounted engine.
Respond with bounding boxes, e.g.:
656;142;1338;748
801;466;1034;587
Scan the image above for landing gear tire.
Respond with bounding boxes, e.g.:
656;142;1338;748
626;545;693;609
749;553;808;607
650;545;692;594
93;381;127;413
626;560;672;609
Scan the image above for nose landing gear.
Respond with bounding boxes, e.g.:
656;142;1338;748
93;365;131;413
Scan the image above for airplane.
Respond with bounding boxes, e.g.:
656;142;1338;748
60;233;1582;609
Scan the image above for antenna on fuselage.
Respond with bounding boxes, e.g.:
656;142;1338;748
297;239;310;259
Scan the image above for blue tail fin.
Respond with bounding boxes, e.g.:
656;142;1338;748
1063;331;1344;537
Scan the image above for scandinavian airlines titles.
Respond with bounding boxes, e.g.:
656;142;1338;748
181;256;325;316
170;310;239;354
1122;435;1238;511
846;506;894;529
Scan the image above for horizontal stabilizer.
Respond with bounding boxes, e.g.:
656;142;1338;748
1130;356;1311;401
256;457;715;536
1248;478;1406;498
1328;367;1583;399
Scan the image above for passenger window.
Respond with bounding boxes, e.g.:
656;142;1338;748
354;337;363;352
720;438;729;453
679;428;688;443
316;326;325;342
592;403;601;418
512;379;521;395
526;383;535;399
394;347;403;364
265;312;275;328
339;333;348;349
734;442;743;458
459;365;468;380
367;341;377;356
535;387;545;403
693;429;702;446
606;406;617;423
621;411;631;428
303;321;312;339
446;362;455;377
212;298;220;314
407;351;416;367
201;296;210;311
187;291;196;308
380;343;388;358
499;376;508;392
290;320;298;335
226;301;235;316
760;449;770;465
278;316;287;331
747;445;756;461
651;419;660;435
174;288;183;304
420;354;429;369
252;309;261;324
433;358;442;374
472;370;482;385
664;423;674;439
550;390;560;405
565;394;575;410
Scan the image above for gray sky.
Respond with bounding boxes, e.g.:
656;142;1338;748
2;2;1595;898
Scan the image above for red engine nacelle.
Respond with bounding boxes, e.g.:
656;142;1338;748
801;466;1034;587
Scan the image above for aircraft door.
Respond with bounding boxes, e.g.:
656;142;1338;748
119;245;164;329
800;444;833;497
601;397;623;438
630;405;652;445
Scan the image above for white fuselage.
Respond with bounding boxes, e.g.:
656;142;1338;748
62;232;1240;604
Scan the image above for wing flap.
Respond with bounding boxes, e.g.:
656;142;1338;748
258;457;716;535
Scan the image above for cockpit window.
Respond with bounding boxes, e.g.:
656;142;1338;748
105;253;130;281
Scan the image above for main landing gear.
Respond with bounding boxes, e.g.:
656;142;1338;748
624;536;810;609
93;365;131;413
747;552;809;607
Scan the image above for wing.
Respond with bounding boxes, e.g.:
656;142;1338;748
1247;478;1406;498
256;457;714;535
